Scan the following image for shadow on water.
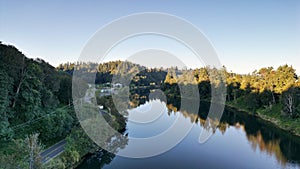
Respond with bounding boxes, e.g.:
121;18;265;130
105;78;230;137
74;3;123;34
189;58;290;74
180;100;300;166
77;92;300;169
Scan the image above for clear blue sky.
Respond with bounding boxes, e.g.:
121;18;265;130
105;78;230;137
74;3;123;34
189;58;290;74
0;0;299;74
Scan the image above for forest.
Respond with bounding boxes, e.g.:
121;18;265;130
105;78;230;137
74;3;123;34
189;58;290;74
163;65;300;136
0;42;82;168
0;43;299;168
59;59;300;119
60;58;300;135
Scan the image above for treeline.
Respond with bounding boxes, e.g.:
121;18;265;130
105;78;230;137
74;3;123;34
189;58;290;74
0;43;77;160
58;61;167;87
163;65;300;120
59;60;299;119
225;65;299;117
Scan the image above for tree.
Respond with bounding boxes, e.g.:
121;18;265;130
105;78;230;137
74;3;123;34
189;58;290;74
0;69;14;141
260;90;274;109
198;81;211;100
274;65;297;94
194;67;209;83
177;70;197;84
13;133;43;169
61;127;98;166
245;92;260;114
281;87;300;118
11;54;28;108
164;68;178;85
57;75;72;105
43;158;66;169
25;133;43;169
257;67;276;104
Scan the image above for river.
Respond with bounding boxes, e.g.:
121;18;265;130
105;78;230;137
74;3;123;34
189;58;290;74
77;99;300;169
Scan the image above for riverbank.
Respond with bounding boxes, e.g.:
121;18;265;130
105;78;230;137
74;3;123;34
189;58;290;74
55;99;127;169
164;90;300;137
226;100;300;137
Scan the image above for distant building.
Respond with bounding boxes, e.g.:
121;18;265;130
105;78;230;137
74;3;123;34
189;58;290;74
150;82;156;85
112;83;123;88
100;88;113;93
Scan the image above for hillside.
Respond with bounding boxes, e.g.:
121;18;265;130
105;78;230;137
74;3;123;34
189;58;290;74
0;43;77;158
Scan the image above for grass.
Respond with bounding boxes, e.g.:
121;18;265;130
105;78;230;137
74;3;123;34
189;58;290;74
258;104;300;136
227;97;300;137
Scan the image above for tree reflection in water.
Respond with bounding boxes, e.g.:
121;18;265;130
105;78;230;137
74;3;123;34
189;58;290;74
165;98;300;166
78;90;300;168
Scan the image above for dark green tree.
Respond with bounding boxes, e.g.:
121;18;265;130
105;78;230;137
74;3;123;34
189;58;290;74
0;69;14;141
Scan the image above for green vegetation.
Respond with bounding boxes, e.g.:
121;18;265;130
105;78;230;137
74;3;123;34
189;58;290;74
1;42;299;168
0;133;43;169
61;59;300;136
225;66;300;136
58;61;166;87
46;97;128;168
40;125;108;169
163;65;300;136
228;90;300;136
0;43;127;168
0;43;80;168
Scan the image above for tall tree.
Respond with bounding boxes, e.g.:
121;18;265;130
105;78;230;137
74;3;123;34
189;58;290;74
25;133;43;169
281;87;300;118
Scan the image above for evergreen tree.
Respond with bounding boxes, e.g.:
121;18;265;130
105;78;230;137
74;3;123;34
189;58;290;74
0;69;13;141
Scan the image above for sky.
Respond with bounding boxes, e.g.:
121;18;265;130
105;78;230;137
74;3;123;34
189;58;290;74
0;0;299;74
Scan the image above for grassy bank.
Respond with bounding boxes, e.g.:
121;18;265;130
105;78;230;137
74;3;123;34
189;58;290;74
227;98;300;137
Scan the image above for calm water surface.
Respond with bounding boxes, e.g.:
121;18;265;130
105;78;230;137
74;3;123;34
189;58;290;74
77;100;300;169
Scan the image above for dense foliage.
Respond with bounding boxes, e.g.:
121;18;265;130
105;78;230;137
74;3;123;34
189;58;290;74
0;43;77;168
58;61;167;87
163;65;300;135
60;60;300;120
1;43;299;168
